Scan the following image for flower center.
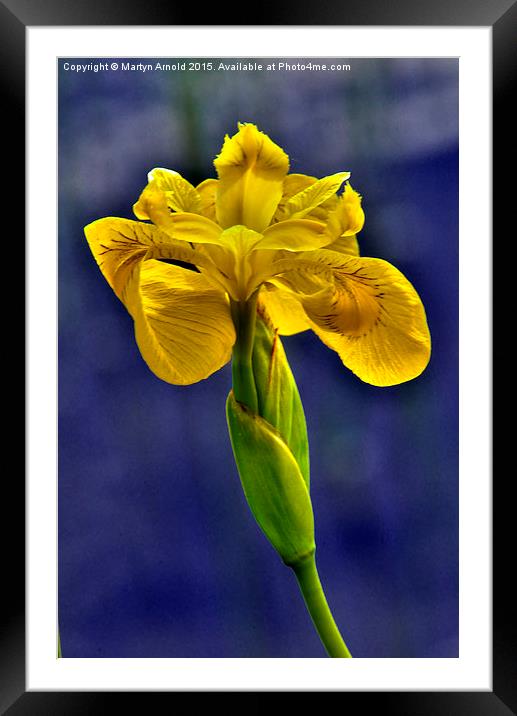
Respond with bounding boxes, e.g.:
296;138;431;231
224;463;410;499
214;225;266;301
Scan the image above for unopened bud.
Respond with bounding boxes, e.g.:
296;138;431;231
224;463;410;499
226;392;315;566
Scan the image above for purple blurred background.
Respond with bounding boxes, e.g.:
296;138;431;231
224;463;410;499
58;58;458;657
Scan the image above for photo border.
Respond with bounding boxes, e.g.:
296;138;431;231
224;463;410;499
7;0;508;711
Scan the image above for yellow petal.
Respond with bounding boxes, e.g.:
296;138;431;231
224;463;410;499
162;212;223;244
282;174;317;198
85;218;235;383
273;174;317;222
196;178;218;221
306;194;340;222
272;250;431;386
324;235;360;257
283;172;350;220
218;224;264;253
133;168;201;219
214;123;289;232
258;219;328;251
324;184;365;242
84;217;215;301
129;261;235;384
258;285;310;335
133;180;223;246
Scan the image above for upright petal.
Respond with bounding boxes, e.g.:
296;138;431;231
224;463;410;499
196;178;218;221
133;179;224;246
273;173;316;222
271;250;431;386
324;184;365;243
282;172;350;220
214;123;289;232
133;168;201;219
281;174;316;198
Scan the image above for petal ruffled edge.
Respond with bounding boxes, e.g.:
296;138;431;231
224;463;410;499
214;123;289;232
323;184;365;243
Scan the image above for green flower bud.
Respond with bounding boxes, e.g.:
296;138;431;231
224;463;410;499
226;309;314;566
226;392;315;566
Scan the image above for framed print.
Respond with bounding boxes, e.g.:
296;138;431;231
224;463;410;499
7;0;509;711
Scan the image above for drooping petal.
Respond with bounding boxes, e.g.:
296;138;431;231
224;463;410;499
129;261;235;384
258;219;328;251
84;217;216;300
282;172;350;220
85;217;235;384
133;168;201;219
271;250;431;386
258;285;310;336
214;123;289;232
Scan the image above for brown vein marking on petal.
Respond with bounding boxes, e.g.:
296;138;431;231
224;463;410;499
302;271;386;339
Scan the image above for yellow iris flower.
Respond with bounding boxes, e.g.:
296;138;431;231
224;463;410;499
85;123;430;387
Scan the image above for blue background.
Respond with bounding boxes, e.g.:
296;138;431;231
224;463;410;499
58;58;458;658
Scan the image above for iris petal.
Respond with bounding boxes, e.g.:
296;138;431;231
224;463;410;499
134;180;224;246
214;123;289;232
132;261;235;384
282;172;350;220
84;218;235;384
323;184;365;242
258;285;310;336
196;178;218;221
84;217;215;299
133;168;201;218
324;235;360;256
258;219;328;251
270;250;431;386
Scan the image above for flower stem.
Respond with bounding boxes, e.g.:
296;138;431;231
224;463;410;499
292;554;352;657
230;293;259;413
229;297;351;657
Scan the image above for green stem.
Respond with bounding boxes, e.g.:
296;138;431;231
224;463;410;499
230;293;259;412
229;297;350;657
292;554;352;658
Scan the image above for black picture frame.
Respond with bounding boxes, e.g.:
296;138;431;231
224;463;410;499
8;0;508;711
